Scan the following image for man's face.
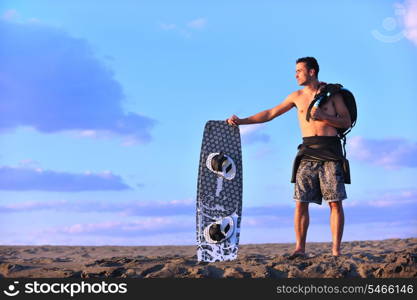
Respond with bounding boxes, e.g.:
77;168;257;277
295;62;314;86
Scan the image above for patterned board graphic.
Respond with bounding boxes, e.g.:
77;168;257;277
196;120;243;262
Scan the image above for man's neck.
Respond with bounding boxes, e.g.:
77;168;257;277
303;79;320;94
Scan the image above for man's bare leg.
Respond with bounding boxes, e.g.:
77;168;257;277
292;202;309;256
329;201;344;256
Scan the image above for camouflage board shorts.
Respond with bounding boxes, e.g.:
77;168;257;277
294;159;347;205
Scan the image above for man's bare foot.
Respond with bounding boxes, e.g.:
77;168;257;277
288;250;306;260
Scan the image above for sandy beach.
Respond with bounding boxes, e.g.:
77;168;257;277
0;238;416;278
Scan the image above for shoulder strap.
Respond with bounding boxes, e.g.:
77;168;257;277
306;84;343;122
306;93;326;122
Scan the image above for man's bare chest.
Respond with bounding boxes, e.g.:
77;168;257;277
294;95;336;120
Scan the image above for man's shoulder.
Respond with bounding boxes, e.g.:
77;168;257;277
285;89;303;104
293;89;303;96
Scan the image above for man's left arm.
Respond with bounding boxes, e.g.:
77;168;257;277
312;94;351;128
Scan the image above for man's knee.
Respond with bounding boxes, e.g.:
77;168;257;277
295;201;309;212
329;201;343;211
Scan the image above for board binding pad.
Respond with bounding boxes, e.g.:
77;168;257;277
196;120;242;262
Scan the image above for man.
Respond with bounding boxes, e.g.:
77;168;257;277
226;57;351;258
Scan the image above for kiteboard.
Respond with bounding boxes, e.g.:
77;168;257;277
196;120;243;262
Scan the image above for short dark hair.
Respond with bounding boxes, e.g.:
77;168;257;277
296;57;319;77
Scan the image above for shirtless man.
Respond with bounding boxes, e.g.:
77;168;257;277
226;57;351;257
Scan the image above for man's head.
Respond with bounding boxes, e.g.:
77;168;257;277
295;57;319;86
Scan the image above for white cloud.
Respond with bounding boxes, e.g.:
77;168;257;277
348;136;417;169
0;199;193;215
0;19;155;145
18;159;41;168
402;0;417;45
1;192;416;245
1;9;19;21
0;165;131;191
187;18;207;29
3;189;417;221
159;23;177;30
2;219;415;246
78;130;99;138
1;199;68;211
47;217;192;236
367;188;417;207
158;17;207;38
239;124;271;145
239;124;264;135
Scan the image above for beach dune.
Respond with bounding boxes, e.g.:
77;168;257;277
0;238;416;278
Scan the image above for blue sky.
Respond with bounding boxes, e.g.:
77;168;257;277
1;0;416;246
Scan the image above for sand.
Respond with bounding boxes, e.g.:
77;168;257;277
0;238;416;278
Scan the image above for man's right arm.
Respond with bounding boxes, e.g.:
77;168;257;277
227;93;295;126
